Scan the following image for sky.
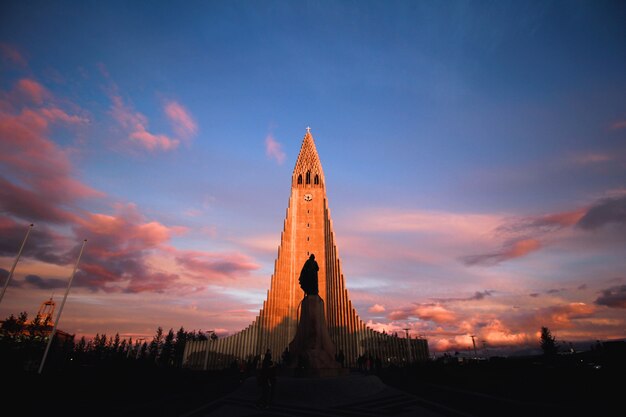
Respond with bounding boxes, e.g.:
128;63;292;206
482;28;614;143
1;0;625;355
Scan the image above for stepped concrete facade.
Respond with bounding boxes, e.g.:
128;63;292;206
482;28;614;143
183;130;429;370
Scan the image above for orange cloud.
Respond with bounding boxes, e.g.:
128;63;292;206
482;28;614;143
389;303;457;324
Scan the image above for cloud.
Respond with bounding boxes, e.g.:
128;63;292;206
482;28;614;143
346;209;500;236
538;303;595;326
571;152;613;165
0;43;27;67
610;120;626;130
265;134;286;164
15;78;48;105
495;209;585;236
461;238;541;266
388;303;457;324
174;250;259;281
577;196;626;230
0;80;99;224
368;304;386;313
109;94;179;151
594;285;626;309
164;100;197;140
432;290;494;303
22;274;68;290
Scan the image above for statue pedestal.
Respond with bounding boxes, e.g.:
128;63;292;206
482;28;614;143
288;295;346;376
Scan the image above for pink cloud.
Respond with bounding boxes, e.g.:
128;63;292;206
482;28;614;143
610;120;626;130
388;303;457;324
0;83;99;223
174;249;259;281
164;100;197;140
462;238;541;266
368;304;386;313
130;129;179;151
0;43;27;67
16;79;48;105
109;94;179;151
265;133;286;164
572;152;613;165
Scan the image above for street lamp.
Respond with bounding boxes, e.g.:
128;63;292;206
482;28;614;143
470;335;478;358
403;328;412;364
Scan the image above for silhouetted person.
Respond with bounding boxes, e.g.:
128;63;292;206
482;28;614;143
336;349;345;367
257;349;275;409
281;346;290;366
299;254;319;296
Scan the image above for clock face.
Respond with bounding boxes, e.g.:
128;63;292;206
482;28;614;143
304;194;313;201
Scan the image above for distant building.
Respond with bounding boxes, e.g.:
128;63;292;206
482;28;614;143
184;129;428;369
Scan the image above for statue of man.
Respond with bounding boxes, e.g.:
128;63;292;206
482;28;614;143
298;254;319;296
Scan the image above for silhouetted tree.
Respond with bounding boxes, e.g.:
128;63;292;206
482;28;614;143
113;333;121;352
540;326;558;357
76;336;87;353
149;327;164;361
160;328;175;366
174;327;187;367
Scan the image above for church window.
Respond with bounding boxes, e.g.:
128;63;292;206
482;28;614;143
314;174;319;185
297;174;302;185
306;171;311;184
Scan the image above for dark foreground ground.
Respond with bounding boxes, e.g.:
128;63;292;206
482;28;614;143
377;357;623;417
5;354;623;417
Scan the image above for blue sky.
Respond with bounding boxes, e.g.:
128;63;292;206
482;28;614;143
1;1;625;353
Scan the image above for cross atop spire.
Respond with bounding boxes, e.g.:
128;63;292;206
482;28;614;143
306;126;311;133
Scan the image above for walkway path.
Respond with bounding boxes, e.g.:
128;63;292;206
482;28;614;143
180;374;463;417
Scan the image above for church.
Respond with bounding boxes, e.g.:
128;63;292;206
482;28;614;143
183;129;429;369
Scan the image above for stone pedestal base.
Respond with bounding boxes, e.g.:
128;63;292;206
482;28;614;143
288;295;341;374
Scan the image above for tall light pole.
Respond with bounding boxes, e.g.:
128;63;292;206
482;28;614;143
470;335;478;358
403;328;412;364
38;239;87;374
0;223;34;306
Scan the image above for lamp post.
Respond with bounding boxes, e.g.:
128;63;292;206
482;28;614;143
38;239;87;374
403;328;412;364
470;335;478;358
0;223;34;306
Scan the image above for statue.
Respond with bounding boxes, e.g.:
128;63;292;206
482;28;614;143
288;255;345;376
298;254;319;296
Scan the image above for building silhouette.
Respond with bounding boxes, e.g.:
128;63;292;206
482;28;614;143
183;129;428;369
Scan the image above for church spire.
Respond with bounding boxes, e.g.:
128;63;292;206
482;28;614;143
292;127;325;188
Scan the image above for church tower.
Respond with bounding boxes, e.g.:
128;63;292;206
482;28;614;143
183;129;429;369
